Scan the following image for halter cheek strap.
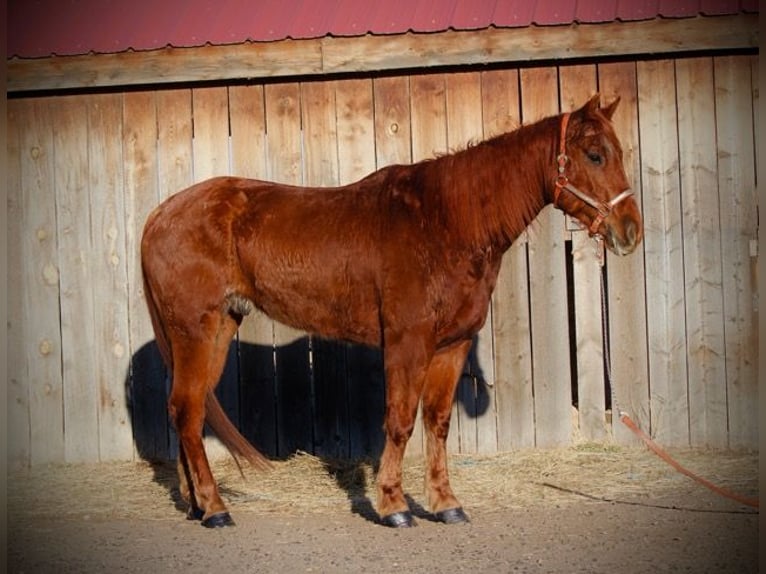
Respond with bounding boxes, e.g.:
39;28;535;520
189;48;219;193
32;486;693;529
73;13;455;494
554;112;634;235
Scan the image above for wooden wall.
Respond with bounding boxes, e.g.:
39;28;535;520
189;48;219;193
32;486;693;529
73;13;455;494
6;54;759;466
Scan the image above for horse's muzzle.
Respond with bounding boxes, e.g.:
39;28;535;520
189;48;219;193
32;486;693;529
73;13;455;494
604;216;642;256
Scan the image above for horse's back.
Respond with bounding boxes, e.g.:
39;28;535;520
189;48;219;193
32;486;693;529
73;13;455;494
142;175;389;346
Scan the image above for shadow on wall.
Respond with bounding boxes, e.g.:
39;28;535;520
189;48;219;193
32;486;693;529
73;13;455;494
125;335;491;522
125;335;491;463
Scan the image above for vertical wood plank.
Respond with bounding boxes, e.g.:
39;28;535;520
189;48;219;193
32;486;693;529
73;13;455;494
156;88;194;459
53;96;100;462
714;56;758;448
749;54;759;449
520;67;572;447
482;69;536;451
481;69;521;140
229;84;279;457
492;244;533;450
559;64;607;443
191;86;239;458
302;81;339;187
636;60;690;446
157;89;193;202
410;74;448;163
445;71;486;454
334;78;387;458
369;76;413;458
301;79;349;458
123;91;168;461
465;69;501;452
229;85;267;179
264;83;303;184
674;58;728;447
336;79;375;183
373;76;412;169
406;73;448;458
264;82;314;457
598;62;651;445
7;100;31;466
192;86;231;181
88;93;133;460
18;99;66;465
752;56;759;181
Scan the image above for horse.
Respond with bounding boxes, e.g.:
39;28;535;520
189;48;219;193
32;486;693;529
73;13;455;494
141;93;643;528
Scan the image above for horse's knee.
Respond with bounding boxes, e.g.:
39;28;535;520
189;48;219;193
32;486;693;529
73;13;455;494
384;411;415;446
423;408;452;441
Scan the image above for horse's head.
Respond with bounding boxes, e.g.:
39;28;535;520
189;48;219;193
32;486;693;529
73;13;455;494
552;94;643;255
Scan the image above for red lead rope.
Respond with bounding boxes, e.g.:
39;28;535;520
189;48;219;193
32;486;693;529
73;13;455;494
619;413;759;509
601;260;758;510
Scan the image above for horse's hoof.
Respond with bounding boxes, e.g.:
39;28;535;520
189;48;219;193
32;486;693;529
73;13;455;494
434;507;470;524
201;512;235;528
186;506;204;521
381;511;417;528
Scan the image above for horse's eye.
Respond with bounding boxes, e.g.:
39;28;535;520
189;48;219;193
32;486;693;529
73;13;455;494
587;151;604;165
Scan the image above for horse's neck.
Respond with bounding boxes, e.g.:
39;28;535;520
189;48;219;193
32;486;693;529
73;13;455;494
429;117;556;251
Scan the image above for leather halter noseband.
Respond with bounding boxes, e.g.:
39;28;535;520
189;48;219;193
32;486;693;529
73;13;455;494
553;112;634;235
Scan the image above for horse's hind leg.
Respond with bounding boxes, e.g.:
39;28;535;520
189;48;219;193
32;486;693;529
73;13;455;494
421;339;472;524
173;445;202;521
168;311;239;528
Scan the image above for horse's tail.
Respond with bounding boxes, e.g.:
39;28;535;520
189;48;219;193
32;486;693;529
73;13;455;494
142;272;173;371
205;391;272;471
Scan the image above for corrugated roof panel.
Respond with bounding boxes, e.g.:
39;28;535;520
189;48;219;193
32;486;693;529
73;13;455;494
7;0;758;58
699;0;741;15
368;0;422;35
287;0;337;39
164;1;223;46
239;0;300;41
328;0;383;36
533;0;577;25
410;0;457;32
9;0;56;56
658;0;700;17
491;0;536;27
73;0;122;52
616;0;660;21
452;0;497;29
577;0;619;22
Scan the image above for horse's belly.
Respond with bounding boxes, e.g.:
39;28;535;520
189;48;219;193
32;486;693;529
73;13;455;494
250;275;382;347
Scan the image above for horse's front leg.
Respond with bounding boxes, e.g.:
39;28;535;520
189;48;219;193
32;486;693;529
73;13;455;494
377;330;433;528
421;339;473;524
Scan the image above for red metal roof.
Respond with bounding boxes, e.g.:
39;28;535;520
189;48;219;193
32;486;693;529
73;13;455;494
8;0;759;58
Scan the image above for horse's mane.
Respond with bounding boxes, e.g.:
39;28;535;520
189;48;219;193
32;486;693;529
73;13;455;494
407;116;556;247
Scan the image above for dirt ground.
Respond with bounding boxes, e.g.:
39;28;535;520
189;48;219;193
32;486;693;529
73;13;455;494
7;446;759;573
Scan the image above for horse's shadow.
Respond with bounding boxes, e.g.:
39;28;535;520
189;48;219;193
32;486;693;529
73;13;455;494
125;336;491;524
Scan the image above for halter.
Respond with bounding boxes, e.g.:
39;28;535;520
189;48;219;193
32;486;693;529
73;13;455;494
554;112;634;235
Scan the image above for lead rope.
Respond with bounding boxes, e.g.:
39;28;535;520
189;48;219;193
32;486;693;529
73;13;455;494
598;249;759;509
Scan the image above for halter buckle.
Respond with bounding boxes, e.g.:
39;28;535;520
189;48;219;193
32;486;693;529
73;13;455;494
595;201;611;218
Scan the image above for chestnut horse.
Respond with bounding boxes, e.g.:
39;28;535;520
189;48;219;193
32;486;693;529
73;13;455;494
141;94;642;528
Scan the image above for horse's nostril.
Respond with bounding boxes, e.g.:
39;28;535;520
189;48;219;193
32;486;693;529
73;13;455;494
624;219;637;245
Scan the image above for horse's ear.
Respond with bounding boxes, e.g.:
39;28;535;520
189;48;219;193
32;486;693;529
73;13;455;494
601;96;621;120
583;93;601;116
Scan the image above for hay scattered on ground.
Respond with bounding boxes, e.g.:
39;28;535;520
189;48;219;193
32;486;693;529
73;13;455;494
8;445;758;523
